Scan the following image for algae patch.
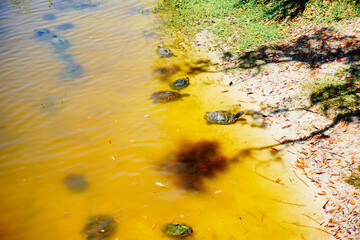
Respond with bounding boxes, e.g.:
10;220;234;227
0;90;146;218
345;172;360;189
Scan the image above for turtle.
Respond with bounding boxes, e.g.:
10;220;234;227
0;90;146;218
34;28;55;41
82;215;117;240
151;91;188;103
42;13;56;21
55;23;74;30
63;173;88;192
52;1;97;11
161;222;193;238
62;63;83;77
156;46;173;58
51;36;70;51
169;77;189;91
142;30;158;39
204;110;244;124
55;52;75;62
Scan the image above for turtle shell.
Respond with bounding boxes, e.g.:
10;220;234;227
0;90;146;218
151;91;182;103
62;63;83;78
42;13;56;21
169;77;189;91
156;46;173;58
204;110;244;124
162;222;193;238
34;28;54;41
55;23;75;30
82;215;117;240
51;36;70;51
63;173;88;192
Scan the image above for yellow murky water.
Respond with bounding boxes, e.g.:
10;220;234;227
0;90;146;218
0;1;331;240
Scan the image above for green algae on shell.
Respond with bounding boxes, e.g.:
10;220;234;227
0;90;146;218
82;215;117;240
169;77;189;91
162;222;193;238
204;110;244;124
51;36;70;51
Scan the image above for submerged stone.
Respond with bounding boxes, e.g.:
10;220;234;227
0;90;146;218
169;77;189;91
55;23;74;30
82;215;117;240
51;36;70;51
162;222;193;238
42;13;56;21
63;173;88;192
204;110;244;125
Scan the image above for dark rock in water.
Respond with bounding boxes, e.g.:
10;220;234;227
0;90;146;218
204;110;244;125
55;52;75;63
169;77;189;91
62;63;83;77
42;13;56;21
156;46;173;58
34;28;55;41
51;36;70;51
63;173;88;192
151;91;183;103
162;222;193;238
82;215;117;240
55;23;74;30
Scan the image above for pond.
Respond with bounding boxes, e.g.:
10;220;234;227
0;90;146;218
0;0;331;239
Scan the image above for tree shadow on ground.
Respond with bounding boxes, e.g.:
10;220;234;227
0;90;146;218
230;27;359;70
278;62;360;145
228;27;360;145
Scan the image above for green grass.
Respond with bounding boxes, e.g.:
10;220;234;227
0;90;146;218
156;0;287;50
304;66;360;119
303;0;360;23
155;0;360;51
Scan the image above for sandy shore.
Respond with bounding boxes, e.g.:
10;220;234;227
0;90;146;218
194;17;360;239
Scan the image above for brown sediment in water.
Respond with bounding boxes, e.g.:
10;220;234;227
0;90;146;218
168;140;231;191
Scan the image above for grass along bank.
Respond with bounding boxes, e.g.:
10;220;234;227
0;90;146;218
156;0;360;53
